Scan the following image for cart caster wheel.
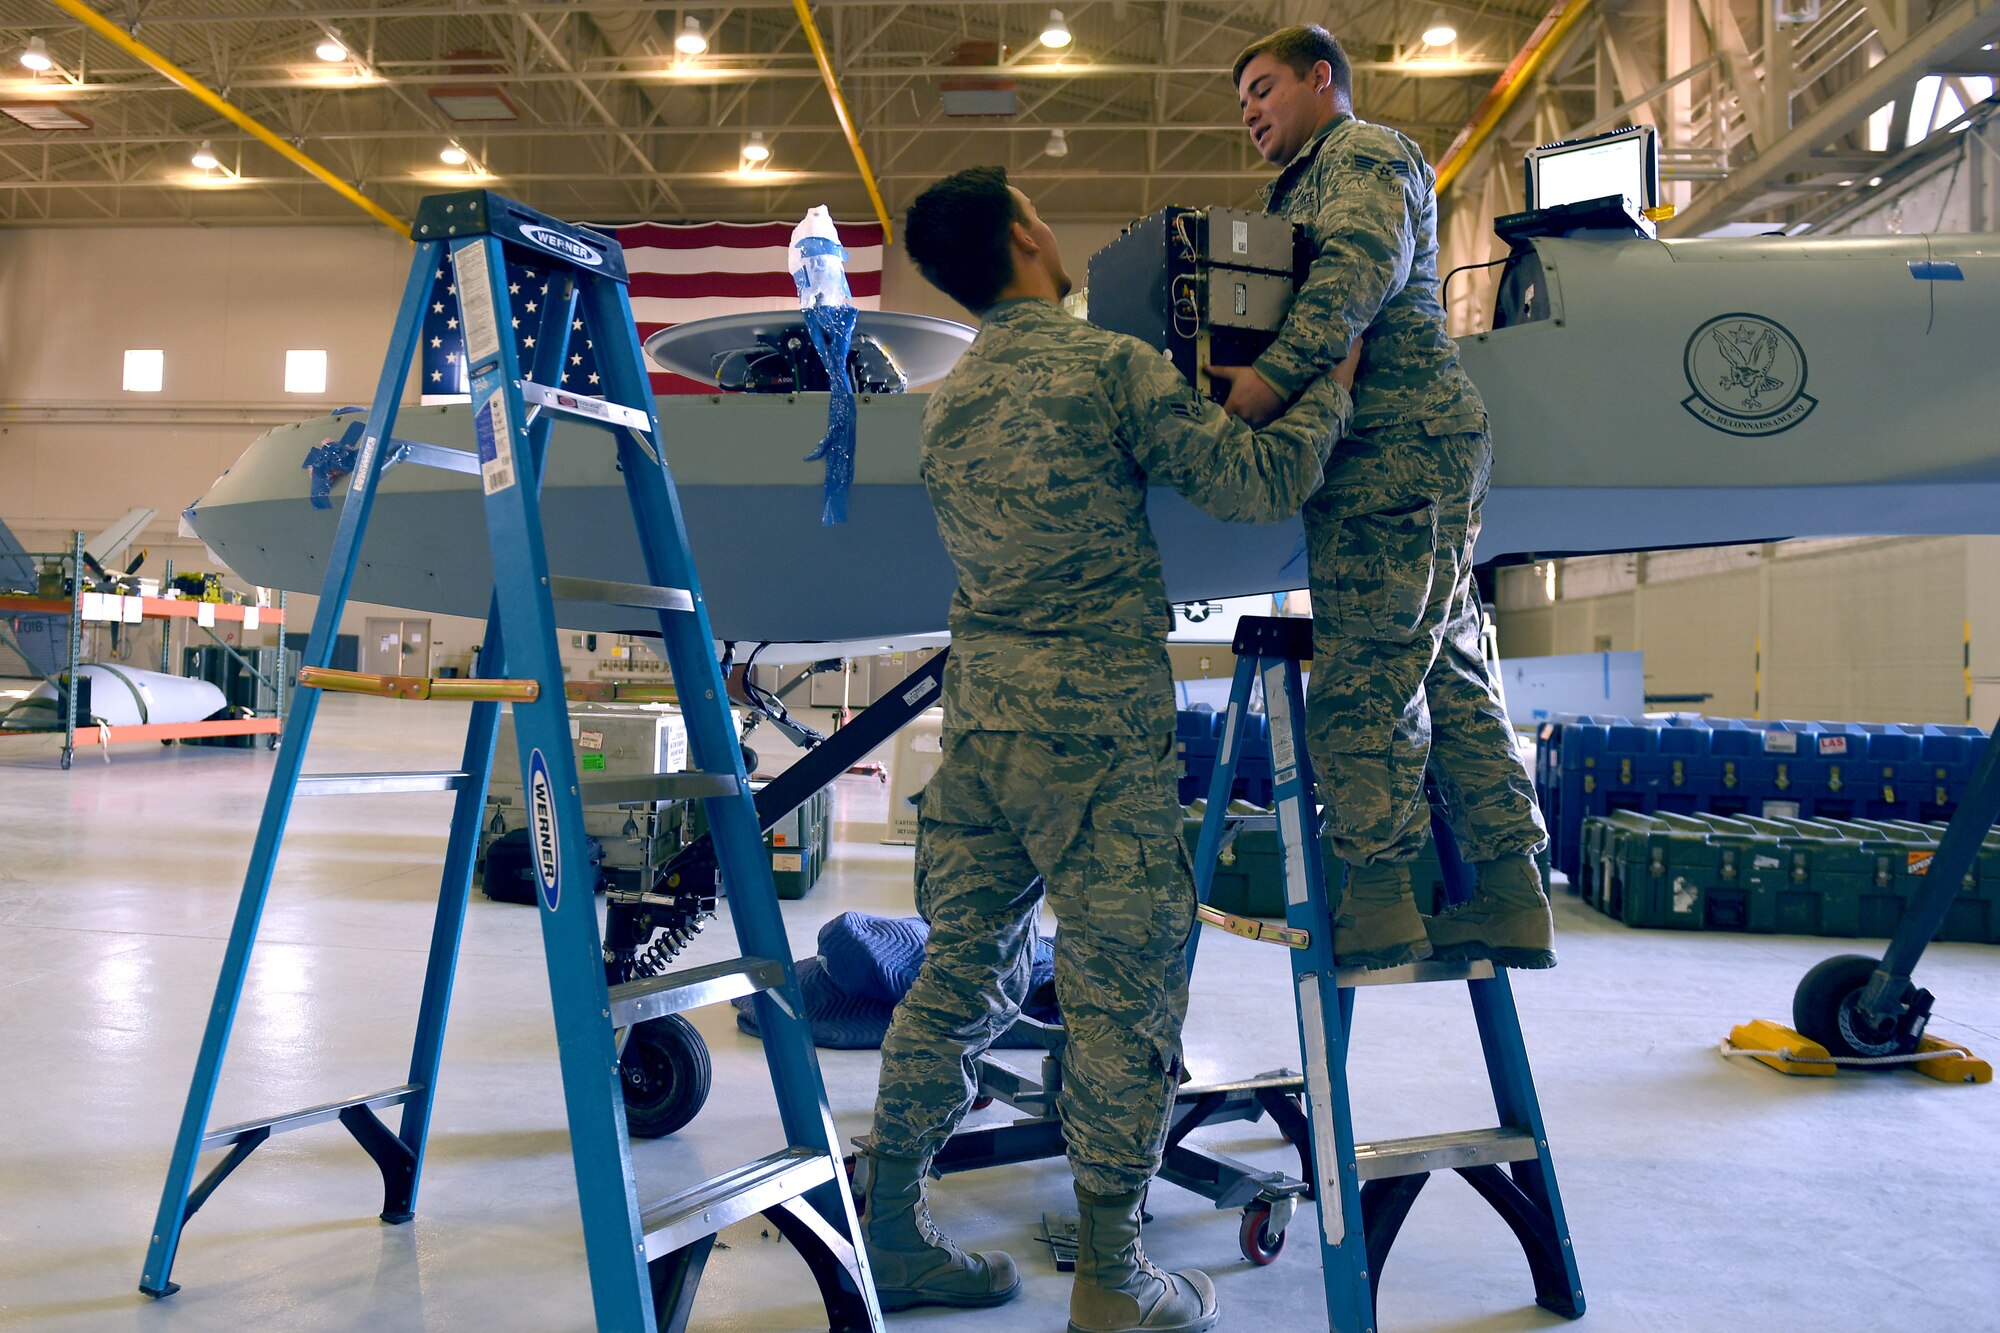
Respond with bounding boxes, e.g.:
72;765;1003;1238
1794;954;1911;1061
621;1014;712;1138
971;1095;994;1111
1239;1201;1285;1265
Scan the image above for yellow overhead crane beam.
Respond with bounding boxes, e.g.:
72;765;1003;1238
44;0;411;239
792;0;895;242
1435;0;1597;196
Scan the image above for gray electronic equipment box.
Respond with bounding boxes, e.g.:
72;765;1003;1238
1086;205;1308;401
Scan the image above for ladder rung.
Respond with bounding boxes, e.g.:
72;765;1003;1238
641;1148;835;1260
1335;958;1495;989
519;379;652;432
576;772;739;806
549;575;694;614
299;771;470;795
1353;1126;1540;1181
299;666;541;702
610;956;785;1027
202;1084;420;1150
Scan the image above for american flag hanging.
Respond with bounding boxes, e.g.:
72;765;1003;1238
418;218;885;402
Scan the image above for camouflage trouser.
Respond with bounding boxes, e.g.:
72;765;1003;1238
870;728;1194;1197
1304;427;1547;867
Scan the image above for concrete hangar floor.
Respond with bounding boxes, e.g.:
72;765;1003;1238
0;694;1996;1332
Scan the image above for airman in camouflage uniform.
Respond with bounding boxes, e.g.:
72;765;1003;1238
1221;26;1554;971
857;167;1354;1333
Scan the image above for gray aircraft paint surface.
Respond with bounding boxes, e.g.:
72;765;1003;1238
185;232;2000;646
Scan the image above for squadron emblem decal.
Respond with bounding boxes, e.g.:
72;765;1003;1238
1681;313;1817;437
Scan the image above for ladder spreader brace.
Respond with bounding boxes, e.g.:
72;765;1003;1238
138;189;882;1333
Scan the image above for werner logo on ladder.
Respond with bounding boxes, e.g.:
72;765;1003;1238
137;191;882;1332
1189;615;1584;1332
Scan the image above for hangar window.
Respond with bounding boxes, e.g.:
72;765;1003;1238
285;349;328;394
122;349;164;393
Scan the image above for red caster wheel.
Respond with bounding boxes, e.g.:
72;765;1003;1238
1239;1201;1286;1265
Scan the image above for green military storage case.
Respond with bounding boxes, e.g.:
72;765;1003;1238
1583;810;2000;942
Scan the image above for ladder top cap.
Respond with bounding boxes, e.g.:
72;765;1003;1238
413;189;628;285
1232;614;1312;662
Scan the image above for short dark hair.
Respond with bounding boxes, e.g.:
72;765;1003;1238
903;166;1023;314
1232;25;1351;103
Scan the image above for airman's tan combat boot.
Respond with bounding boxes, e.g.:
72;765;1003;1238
1068;1185;1219;1333
1425;852;1557;969
853;1147;1020;1311
1332;861;1432;970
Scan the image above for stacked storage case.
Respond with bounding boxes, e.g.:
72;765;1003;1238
1579;809;2000;943
1535;715;1988;882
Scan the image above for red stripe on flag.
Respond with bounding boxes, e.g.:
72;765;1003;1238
605;220;886;250
627;269;885;301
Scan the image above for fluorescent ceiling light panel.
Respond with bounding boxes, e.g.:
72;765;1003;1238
428;86;519;121
0;103;91;130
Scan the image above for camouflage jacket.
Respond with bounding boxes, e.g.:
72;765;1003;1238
1256;113;1485;443
923;297;1351;736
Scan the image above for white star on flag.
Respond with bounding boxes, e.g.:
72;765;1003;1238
525;301;537;313
431;337;442;348
509;283;519;294
524;336;536;348
588;372;600;384
432;302;444;313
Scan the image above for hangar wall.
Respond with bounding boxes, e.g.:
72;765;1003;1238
1494;535;2000;725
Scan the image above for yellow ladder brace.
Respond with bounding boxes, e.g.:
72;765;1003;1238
298;666;541;702
300;668;685;707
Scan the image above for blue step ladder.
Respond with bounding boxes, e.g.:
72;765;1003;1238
138;190;882;1333
1188;615;1583;1332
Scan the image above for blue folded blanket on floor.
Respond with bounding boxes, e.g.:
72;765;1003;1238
732;911;1059;1050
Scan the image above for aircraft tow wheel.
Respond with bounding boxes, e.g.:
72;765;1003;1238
1239;1201;1285;1266
622;1014;712;1138
1794;954;1912;1061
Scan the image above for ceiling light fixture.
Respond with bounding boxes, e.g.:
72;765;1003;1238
191;140;220;170
314;36;347;62
19;36;54;71
1420;17;1458;47
741;131;770;167
1040;9;1072;48
440;142;469;165
676;16;709;56
1045;128;1069;157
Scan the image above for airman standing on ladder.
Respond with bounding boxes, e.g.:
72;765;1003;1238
854;166;1360;1333
1213;24;1557;972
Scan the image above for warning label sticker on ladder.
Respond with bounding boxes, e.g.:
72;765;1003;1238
470;367;517;495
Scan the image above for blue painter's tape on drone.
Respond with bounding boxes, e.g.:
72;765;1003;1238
1908;260;1965;281
528;748;561;911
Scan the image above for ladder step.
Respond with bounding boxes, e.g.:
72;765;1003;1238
202;1084;420;1150
577;772;739;807
549;575;694;614
610;956;785;1027
1334;958;1495;989
298;770;470;795
519;379;652;432
1353;1126;1540;1181
641;1148;836;1260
